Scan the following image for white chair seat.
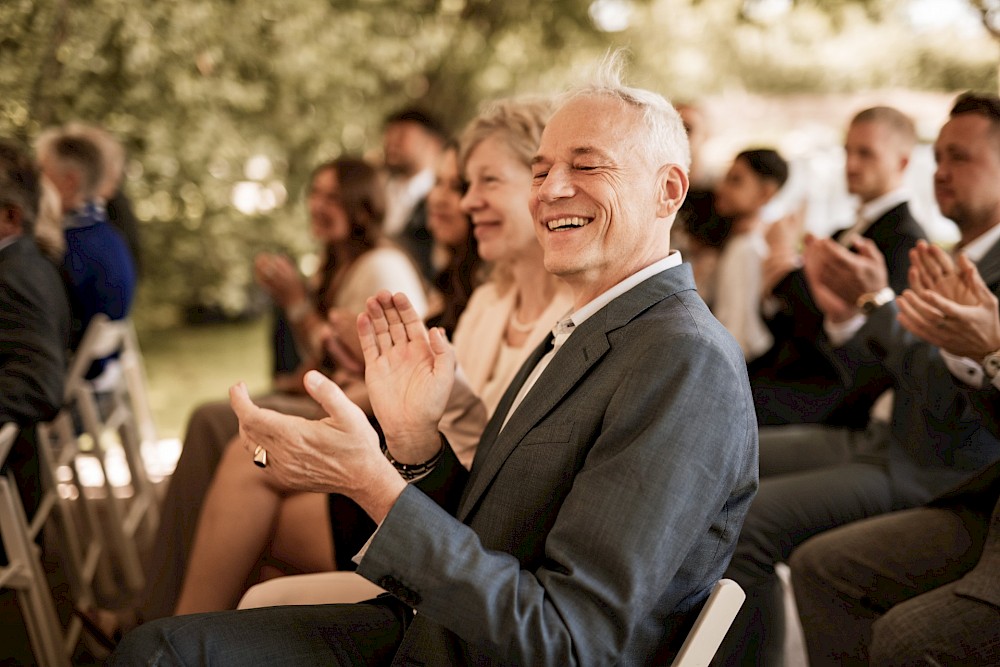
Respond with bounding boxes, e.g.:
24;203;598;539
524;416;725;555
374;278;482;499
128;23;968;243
237;571;386;609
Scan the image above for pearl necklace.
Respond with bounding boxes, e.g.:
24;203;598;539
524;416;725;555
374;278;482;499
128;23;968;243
508;307;538;334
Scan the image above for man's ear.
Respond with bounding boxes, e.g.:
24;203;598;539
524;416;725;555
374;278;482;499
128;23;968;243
898;153;910;174
655;164;688;219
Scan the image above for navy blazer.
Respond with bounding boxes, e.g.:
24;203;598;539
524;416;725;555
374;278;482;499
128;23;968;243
358;264;759;666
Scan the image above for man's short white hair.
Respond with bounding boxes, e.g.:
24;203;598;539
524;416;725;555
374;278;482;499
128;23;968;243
557;52;691;173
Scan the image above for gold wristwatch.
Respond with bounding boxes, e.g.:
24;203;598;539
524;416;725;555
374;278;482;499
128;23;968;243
856;287;895;315
982;349;1000;380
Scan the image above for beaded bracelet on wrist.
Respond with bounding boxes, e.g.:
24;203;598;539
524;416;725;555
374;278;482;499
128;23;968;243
380;438;444;481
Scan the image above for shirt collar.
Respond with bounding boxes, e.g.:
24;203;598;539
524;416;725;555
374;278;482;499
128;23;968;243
404;168;435;199
857;187;909;225
552;252;684;345
0;234;20;253
958;221;1000;263
64;200;108;230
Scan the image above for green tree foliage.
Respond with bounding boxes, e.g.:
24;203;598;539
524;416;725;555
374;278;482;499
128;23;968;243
1;0;995;325
1;0;617;325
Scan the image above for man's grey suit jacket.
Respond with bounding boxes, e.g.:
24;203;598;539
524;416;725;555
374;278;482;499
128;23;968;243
357;264;759;666
833;236;1000;506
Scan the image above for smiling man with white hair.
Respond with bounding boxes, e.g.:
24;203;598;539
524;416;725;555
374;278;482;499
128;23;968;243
112;58;757;667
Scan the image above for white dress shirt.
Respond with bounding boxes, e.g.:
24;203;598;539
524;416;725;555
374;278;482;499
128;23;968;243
499;252;684;431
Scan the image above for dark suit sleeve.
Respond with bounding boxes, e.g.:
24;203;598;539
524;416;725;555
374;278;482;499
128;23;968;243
0;266;68;425
765;268;824;344
864;208;925;295
835;302;981;423
831;297;1000;502
411;436;468;515
358;330;757;665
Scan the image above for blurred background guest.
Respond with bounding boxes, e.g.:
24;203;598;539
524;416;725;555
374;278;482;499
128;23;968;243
381;107;447;282
710;148;788;361
140;156;427;620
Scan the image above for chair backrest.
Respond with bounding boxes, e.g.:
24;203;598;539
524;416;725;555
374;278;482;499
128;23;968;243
672;579;746;667
0;420;16;463
32;313;160;608
120;320;159;450
63;314;128;401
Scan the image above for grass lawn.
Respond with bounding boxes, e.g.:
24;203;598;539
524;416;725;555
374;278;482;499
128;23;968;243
136;317;273;440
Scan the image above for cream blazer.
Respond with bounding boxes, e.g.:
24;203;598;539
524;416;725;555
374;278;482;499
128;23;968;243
439;281;572;467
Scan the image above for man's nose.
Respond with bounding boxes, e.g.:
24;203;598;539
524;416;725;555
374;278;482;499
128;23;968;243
536;165;574;203
933;163;947;183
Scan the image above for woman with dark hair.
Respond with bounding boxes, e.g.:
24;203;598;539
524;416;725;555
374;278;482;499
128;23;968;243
711;148;789;361
424;142;481;337
258;157;427;395
152;158;426;617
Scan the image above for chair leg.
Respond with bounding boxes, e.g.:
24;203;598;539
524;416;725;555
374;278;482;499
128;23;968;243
0;475;71;667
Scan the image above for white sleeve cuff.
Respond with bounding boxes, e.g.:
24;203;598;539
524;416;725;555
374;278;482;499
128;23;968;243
940;349;986;388
824;313;866;347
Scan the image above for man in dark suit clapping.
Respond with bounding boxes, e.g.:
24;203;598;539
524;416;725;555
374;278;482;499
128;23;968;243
752;106;927;428
792;245;1000;666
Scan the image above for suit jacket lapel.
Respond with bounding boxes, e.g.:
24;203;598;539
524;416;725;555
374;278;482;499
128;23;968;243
469;332;554;468
457;264;699;522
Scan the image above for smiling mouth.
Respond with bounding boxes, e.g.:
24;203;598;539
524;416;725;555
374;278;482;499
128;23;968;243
546;216;591;231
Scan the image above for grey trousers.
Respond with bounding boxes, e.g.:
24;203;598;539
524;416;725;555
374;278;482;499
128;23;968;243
114;597;412;666
791;505;996;666
712;422;901;667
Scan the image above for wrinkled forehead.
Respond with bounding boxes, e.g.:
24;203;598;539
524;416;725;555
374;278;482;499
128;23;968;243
539;95;643;158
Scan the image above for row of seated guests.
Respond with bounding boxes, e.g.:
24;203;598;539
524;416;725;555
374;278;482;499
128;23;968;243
126;95;1000;667
0;126;137;515
0;130;137;657
138;98;574;619
707;95;1000;665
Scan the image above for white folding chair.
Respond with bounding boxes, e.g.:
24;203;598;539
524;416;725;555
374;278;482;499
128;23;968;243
237;571;386;609
36;409;112;653
672;578;746;667
0;422;71;667
60;314;160;595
